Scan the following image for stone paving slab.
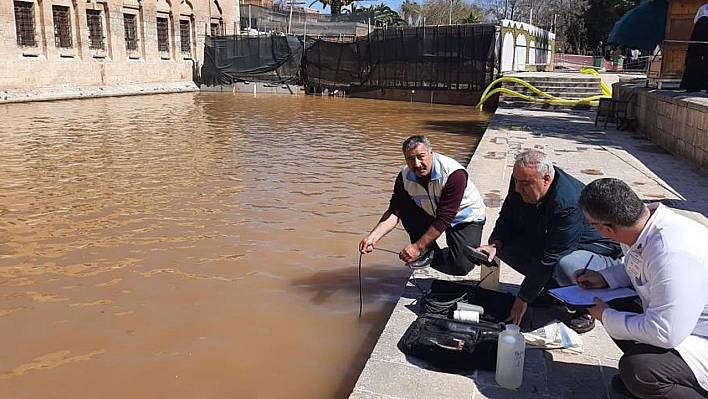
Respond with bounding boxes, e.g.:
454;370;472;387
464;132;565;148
349;103;708;399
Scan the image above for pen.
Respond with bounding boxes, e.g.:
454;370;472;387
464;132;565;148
579;255;594;277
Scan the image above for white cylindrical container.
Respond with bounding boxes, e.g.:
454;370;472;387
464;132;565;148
452;310;479;323
456;302;485;315
495;324;525;389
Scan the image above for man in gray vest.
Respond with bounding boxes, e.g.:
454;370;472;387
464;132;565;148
359;135;486;276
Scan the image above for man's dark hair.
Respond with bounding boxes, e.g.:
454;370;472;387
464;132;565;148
402;135;432;152
579;178;644;227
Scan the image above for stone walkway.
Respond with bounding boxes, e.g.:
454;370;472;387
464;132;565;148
349;104;708;399
0;82;198;104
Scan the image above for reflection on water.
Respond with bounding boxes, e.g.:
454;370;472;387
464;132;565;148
0;93;489;398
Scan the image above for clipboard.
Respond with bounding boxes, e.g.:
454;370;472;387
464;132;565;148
548;285;638;307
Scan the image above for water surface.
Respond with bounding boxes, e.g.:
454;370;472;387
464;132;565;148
0;93;489;398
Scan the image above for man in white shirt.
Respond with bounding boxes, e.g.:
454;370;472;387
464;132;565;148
575;178;708;398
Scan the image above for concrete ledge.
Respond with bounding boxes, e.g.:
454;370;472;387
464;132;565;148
350;104;708;398
0;81;199;104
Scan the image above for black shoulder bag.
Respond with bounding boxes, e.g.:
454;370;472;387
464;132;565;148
398;313;504;373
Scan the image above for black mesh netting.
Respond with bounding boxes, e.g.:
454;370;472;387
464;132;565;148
302;24;498;92
199;24;497;92
200;35;303;86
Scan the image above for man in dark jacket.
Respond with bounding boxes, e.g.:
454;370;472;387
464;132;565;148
476;150;622;332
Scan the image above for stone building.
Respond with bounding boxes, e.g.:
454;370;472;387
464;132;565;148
0;0;240;101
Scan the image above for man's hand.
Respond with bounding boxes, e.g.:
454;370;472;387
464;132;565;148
574;269;609;289
506;296;528;326
359;236;376;254
359;211;399;254
399;243;422;264
476;244;498;263
587;297;609;321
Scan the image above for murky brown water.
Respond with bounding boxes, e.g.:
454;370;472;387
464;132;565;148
0;93;489;398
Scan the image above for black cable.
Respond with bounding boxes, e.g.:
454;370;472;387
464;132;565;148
358;246;499;318
374;247;426;294
358;252;363;318
359;247;429;318
421;268;498;315
373;247;398;255
374;247;427;297
405;264;426;295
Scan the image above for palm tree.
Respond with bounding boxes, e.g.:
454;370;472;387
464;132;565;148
461;10;482;23
342;3;359;13
400;0;421;26
308;0;355;15
369;3;407;26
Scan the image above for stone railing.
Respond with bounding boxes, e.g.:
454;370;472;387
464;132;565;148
616;82;708;175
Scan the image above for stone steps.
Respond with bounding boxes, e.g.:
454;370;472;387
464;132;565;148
506;83;601;90
499;74;604;108
504;85;602;98
499;100;595;111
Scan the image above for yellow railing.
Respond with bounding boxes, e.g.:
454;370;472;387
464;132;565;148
475;67;612;110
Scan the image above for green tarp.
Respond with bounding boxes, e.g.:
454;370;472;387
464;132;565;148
607;0;669;50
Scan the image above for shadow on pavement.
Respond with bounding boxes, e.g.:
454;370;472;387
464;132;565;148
477;359;622;398
493;108;708;217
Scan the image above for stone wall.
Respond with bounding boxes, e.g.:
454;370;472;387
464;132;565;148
617;83;708;175
1;0;239;101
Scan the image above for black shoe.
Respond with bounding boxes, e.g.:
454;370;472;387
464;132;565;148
568;312;595;334
462;245;499;267
407;248;434;270
611;375;639;398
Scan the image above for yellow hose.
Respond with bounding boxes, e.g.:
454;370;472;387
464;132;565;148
476;71;611;110
580;67;612;97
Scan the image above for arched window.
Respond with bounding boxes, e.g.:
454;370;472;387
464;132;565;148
210;0;223;36
179;0;194;55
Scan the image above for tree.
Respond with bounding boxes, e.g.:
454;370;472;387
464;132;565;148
555;0;589;54
400;0;422;26
342;3;364;14
584;0;641;53
511;0;589;52
369;3;408;26
476;0;519;21
461;9;483;23
420;0;486;25
309;0;355;15
478;0;644;54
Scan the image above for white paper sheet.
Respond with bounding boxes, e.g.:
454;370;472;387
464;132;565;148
548;285;638;307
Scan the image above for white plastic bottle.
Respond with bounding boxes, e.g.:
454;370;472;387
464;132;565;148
495;324;525;389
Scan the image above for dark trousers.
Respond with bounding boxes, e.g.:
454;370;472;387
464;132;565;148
398;196;483;276
495;239;549;282
610;298;708;398
496;238;617;293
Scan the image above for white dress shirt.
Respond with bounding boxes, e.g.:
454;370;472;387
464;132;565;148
600;203;708;390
